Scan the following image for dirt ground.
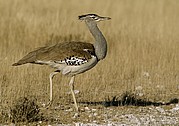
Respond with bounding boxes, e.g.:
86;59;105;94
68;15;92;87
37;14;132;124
41;103;179;126
1;100;179;126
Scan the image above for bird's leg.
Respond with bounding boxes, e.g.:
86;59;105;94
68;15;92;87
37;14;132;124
69;76;78;111
45;71;59;107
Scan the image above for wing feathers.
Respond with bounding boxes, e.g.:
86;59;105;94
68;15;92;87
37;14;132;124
13;42;95;66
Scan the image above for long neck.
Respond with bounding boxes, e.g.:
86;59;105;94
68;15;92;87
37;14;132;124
85;21;107;60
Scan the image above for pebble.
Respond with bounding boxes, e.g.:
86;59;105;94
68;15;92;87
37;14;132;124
170;104;179;112
41;103;46;107
94;113;98;116
156;107;165;113
85;107;90;111
73;113;79;118
66;108;73;112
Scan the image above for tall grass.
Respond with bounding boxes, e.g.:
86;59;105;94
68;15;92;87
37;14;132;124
0;0;179;109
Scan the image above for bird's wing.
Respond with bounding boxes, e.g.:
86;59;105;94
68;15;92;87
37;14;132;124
12;42;95;66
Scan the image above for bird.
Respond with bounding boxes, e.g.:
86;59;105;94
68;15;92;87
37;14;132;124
12;14;111;111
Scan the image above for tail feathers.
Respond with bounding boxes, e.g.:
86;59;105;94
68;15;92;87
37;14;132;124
12;52;36;66
12;60;34;66
12;60;29;66
12;62;22;66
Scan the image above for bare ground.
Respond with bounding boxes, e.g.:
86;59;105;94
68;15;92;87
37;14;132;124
1;98;179;125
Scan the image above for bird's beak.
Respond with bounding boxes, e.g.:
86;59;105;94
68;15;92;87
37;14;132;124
100;16;111;21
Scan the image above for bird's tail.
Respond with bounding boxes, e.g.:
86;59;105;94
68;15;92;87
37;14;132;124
12;62;21;66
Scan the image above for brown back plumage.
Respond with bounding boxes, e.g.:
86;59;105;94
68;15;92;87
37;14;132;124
12;42;95;66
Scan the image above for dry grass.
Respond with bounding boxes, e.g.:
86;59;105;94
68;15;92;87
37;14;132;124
0;0;179;123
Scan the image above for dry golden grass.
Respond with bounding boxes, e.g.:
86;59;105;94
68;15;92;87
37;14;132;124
0;0;179;111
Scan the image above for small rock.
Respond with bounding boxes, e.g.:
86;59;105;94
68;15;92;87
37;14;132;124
66;108;73;112
73;113;79;118
67;90;80;94
80;108;85;112
156;107;165;113
74;90;80;94
41;103;46;107
85;107;90;111
74;122;81;126
92;109;97;112
137;93;144;97
170;104;179;112
93;120;97;123
89;114;93;118
94;112;98;116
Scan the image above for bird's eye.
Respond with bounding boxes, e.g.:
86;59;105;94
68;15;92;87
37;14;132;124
90;16;98;20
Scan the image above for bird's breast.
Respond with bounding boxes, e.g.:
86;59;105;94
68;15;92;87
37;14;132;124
60;55;98;75
35;55;98;76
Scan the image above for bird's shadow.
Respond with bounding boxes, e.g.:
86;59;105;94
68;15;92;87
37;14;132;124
79;92;179;107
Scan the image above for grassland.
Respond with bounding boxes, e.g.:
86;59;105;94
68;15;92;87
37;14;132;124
0;0;179;124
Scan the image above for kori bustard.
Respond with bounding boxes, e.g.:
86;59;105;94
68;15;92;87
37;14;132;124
12;14;111;111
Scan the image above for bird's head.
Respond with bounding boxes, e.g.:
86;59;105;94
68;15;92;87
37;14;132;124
78;14;111;22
